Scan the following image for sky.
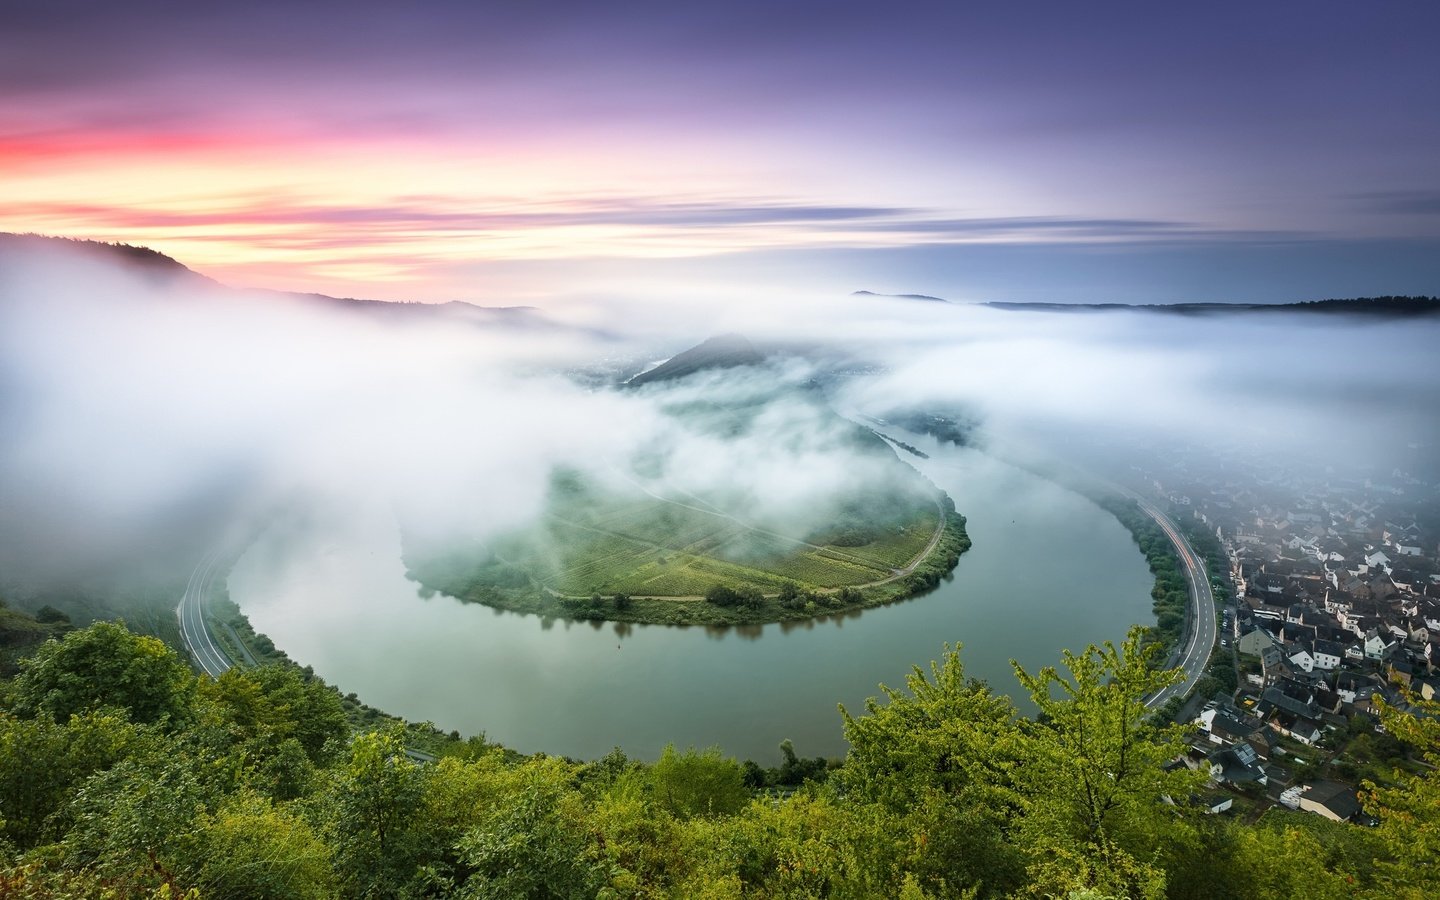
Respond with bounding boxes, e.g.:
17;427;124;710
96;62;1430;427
3;0;1439;304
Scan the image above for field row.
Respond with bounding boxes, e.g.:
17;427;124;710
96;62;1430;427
480;484;944;597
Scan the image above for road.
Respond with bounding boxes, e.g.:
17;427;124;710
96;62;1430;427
1127;494;1218;710
176;546;234;677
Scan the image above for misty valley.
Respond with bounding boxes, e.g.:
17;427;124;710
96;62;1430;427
2;235;1439;897
399;349;969;627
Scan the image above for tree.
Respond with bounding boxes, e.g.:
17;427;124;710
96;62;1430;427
33;605;70;625
61;738;225;886
204;664;348;767
324;726;428;897
0;710;141;850
679;792;909;898
839;645;1021;811
1012;626;1205;898
1365;692;1440;897
838;645;1028;895
11;621;196;727
455;757;603;899
651;744;750;819
705;585;741;607
182;793;334;900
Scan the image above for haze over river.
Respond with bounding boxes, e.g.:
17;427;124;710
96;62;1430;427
230;441;1153;763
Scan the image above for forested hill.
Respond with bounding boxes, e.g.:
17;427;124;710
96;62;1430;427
851;285;1440;316
0;232;565;333
0;233;214;287
1;605;1437;898
987;296;1440;317
626;333;766;386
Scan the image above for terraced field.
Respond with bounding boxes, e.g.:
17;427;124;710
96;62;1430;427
485;478;942;597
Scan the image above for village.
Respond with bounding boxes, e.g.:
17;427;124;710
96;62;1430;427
1132;444;1439;825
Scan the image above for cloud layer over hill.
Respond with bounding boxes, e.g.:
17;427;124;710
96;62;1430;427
1;238;1437;590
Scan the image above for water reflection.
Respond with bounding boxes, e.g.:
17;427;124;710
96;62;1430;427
230;445;1153;764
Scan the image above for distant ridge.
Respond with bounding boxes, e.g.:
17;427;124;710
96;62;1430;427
0;232;590;334
627;333;764;386
853;290;950;303
986;296;1440;317
0;232;216;287
849;283;1439;316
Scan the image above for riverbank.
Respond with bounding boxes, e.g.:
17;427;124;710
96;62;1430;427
230;446;1152;760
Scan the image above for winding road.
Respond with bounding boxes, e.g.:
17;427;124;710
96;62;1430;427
1127;494;1217;710
176;546;233;678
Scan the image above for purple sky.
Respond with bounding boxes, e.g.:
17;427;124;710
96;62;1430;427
3;0;1438;302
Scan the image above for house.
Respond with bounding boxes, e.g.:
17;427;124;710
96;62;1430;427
1286;644;1315;673
1261;679;1318;717
1364;628;1396;661
1392;570;1421;594
1311;639;1343;671
1416;677;1440;703
1208;742;1267;786
1196;707;1261;745
1245;729;1278;761
1297;781;1362;823
1259;646;1291;683
1388;657;1415;688
1271;711;1323;745
1238;627;1279;658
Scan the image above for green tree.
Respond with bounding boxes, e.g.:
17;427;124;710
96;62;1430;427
204;664;348;766
61;739;225;887
1365;692;1440;898
323;725;428;897
679;792;909;898
1012;626;1205;898
651;744;750;819
11;621;196;727
838;646;1027;895
181;792;335;900
455;757;602;899
0;710;141;850
839;645;1021;812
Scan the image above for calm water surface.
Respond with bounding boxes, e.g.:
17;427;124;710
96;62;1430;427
229;442;1153;763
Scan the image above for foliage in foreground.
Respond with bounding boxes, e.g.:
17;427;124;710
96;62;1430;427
1;616;1436;898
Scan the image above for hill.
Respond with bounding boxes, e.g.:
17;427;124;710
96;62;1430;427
988;296;1440;317
626;333;766;386
852;283;1440;316
403;346;969;624
852;289;950;303
0;232;580;335
0;232;216;288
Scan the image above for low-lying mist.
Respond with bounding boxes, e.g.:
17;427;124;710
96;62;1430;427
2;239;1437;604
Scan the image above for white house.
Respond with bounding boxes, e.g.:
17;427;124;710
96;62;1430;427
1287;645;1315;673
1364;629;1395;661
1311;641;1342;671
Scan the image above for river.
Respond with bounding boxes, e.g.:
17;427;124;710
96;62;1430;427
228;442;1154;763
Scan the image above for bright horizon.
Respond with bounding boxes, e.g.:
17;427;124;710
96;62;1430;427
5;1;1440;305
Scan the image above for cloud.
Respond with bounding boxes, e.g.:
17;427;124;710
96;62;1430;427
2;237;1437;597
1350;190;1440;216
